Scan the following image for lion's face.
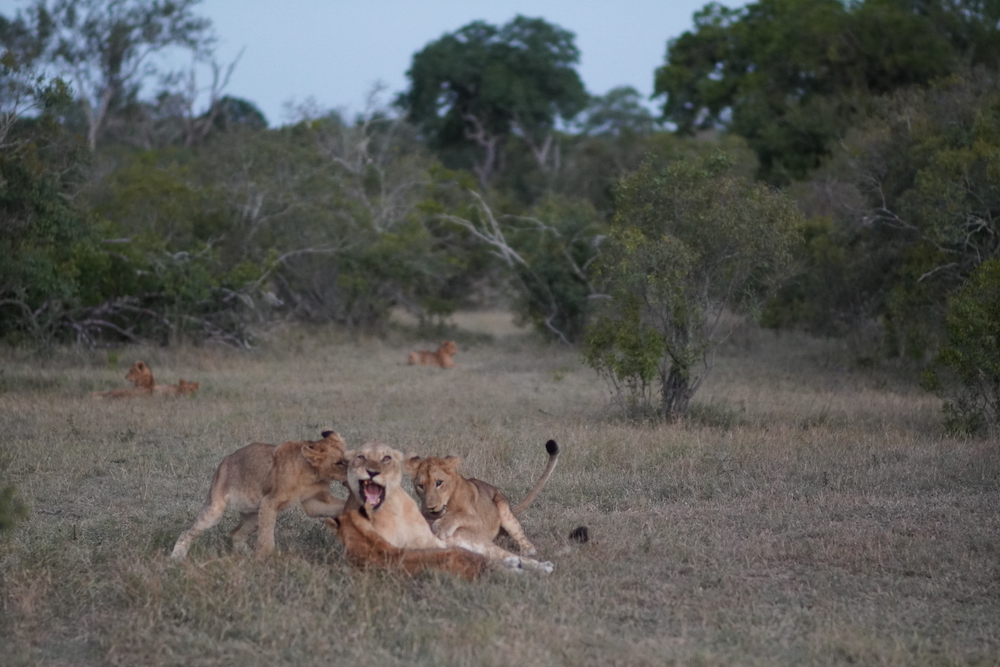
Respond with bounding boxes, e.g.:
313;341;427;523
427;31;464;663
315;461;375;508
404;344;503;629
347;442;404;512
303;431;350;482
125;361;154;388
441;341;458;356
406;455;461;518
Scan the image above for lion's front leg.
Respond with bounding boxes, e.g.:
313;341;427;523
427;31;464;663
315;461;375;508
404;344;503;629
301;488;347;518
254;497;281;558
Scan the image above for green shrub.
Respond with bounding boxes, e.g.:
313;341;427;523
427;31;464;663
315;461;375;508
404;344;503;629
926;259;1000;434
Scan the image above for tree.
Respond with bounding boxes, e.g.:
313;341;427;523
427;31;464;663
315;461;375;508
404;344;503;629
1;0;215;150
583;153;801;419
924;259;1000;434
767;69;1000;358
440;190;602;343
0;51;98;343
398;15;588;186
576;86;659;137
653;0;999;184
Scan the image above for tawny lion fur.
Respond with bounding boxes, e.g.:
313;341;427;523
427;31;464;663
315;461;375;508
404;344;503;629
326;441;493;578
325;511;488;580
170;430;349;560
91;360;200;399
154;378;200;396
91;360;155;399
407;340;458;368
406;439;559;573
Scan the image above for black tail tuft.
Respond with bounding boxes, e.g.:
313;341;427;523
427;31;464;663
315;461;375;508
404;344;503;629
568;526;589;543
545;439;559;455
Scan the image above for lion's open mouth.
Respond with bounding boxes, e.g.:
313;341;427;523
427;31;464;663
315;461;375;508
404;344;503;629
360;479;385;509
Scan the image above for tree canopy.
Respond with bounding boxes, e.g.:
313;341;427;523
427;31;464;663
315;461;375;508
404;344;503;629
397;15;588;186
654;0;1000;184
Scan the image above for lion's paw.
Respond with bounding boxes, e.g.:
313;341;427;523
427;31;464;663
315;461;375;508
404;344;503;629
501;556;525;572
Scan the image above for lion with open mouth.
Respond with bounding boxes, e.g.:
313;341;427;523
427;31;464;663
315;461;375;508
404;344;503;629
327;440;489;578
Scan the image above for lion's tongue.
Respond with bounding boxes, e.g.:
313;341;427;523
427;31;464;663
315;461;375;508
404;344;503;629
364;484;382;505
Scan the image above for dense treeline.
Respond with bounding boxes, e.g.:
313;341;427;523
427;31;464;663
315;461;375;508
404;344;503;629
2;0;999;429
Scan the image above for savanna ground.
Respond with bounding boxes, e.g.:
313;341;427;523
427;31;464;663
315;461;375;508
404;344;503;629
1;312;998;666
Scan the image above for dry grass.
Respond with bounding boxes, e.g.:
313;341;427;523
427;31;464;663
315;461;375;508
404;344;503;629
1;314;998;666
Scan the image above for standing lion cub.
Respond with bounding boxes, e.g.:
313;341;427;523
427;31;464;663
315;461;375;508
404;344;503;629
170;430;349;560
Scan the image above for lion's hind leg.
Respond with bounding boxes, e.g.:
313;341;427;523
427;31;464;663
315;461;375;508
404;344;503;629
229;511;259;551
170;497;228;560
449;532;554;574
496;498;538;556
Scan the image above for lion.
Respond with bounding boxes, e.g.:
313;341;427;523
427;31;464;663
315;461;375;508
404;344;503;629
154;379;200;396
333;440;550;573
406;439;559;562
170;430;349;560
341;441;554;572
407;340;458;368
325;509;488;580
91;360;155;399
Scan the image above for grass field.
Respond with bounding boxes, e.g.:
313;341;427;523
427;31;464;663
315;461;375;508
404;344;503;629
1;313;998;666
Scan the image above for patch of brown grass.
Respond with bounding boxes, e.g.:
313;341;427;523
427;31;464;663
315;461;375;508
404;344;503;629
1;318;997;666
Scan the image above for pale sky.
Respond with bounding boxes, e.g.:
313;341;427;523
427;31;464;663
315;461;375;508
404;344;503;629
2;0;737;127
193;0;732;126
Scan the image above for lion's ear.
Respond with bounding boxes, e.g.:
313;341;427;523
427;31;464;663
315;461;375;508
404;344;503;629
321;429;339;440
301;442;329;468
443;455;462;471
404;453;422;476
324;517;340;532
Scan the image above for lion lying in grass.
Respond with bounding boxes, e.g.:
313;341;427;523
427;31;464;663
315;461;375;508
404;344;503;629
407;340;458;368
406;439;559;564
92;360;200;399
326;509;488;580
170;430;349;560
332;441;551;573
325;440;488;578
154;379;200;396
91;360;155;399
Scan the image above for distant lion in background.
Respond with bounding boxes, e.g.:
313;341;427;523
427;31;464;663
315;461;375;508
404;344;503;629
91;360;199;399
91;360;155;399
408;340;458;368
155;378;200;396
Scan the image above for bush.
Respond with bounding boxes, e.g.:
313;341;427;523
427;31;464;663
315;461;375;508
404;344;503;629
925;259;1000;434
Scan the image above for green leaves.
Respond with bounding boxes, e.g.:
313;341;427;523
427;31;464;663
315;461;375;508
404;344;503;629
655;0;993;184
398;15;587;185
584;152;801;419
929;259;1000;433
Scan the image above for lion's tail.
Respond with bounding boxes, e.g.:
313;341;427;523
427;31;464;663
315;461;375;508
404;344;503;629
512;439;559;516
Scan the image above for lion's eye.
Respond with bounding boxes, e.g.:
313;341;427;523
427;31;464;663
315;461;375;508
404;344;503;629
435;480;443;487
382;455;392;463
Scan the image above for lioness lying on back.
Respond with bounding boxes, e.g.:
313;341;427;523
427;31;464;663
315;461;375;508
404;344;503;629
170;430;348;560
326;440;488;578
407;439;559;562
407;340;458;368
